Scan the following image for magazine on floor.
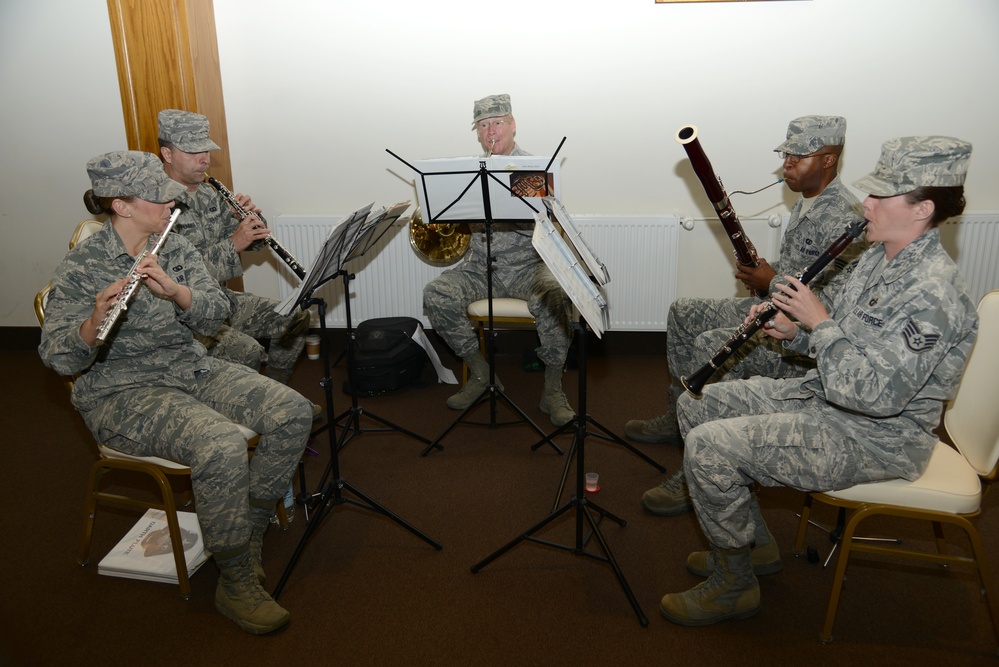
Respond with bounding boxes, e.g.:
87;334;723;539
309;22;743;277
98;509;209;584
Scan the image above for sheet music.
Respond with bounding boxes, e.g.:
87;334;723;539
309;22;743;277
346;201;412;262
412;155;561;223
275;203;374;316
532;212;609;338
545;197;610;286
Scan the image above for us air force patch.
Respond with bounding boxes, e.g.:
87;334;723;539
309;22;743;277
903;319;940;353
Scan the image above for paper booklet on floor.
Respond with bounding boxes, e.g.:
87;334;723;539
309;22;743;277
532;201;609;338
98;509;209;584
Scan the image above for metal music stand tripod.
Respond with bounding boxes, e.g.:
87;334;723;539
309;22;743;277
273;203;443;600
528;198;664;510
470;207;648;626
387;146;566;457
330;204;435;453
471;321;647;626
533;342;666;512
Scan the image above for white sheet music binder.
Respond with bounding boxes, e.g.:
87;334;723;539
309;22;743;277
532;204;609;338
412;155;561;223
545;197;610;286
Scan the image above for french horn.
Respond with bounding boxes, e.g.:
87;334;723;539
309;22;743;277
409;208;471;266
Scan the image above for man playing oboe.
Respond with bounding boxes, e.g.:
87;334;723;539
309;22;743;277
659;136;977;627
158;109;311;385
630;116;867;527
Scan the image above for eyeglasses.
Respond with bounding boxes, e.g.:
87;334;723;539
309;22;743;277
476;118;508;131
778;151;834;164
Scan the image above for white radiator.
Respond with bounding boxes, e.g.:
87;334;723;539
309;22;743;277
941;214;999;306
274;213;680;331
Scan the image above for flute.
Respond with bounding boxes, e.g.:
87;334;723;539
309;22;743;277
681;218;869;398
95;207;183;344
207;176;307;279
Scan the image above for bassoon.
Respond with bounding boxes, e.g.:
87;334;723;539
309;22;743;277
207;176;307;279
676;124;766;298
681;218;869;398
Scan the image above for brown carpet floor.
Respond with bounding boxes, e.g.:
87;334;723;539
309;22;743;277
2;327;997;666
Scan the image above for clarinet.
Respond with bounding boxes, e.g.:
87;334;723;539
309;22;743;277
681;218;869;398
676;125;766;298
95;207;183;344
207;175;307;279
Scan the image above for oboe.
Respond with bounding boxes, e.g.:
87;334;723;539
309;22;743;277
95;207;183;344
681;218;869;398
676;124;766;298
207;176;307;279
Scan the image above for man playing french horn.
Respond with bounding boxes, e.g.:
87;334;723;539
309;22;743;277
422;94;575;425
630;116;868;521
157;109;311;385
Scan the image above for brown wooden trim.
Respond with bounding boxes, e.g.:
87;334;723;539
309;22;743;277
105;0;232;187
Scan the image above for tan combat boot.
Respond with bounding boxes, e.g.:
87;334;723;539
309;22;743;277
447;353;502;410
640;469;692;516
686;527;782;577
248;498;278;585
659;545;761;626
214;545;291;634
539;365;574;426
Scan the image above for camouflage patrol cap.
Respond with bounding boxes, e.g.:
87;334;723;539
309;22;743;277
87;151;186;203
472;94;512;128
157;109;221;152
774;115;847;156
853;136;972;197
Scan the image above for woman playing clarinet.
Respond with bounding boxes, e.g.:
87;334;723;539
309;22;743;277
658;137;978;628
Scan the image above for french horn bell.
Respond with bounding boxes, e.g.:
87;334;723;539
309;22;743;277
408;208;471;266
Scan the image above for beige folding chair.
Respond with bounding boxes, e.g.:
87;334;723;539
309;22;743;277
69;219;105;249
793;290;999;645
462;297;536;382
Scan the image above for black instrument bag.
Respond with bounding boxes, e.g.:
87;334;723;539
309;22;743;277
343;317;428;396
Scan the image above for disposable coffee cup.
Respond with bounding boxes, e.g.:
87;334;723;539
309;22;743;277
305;334;321;360
585;472;599;493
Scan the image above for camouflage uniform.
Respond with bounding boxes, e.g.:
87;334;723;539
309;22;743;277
679;227;977;548
668;174;866;393
39;216;312;554
174;182;311;381
159;109;310;383
423;148;572;370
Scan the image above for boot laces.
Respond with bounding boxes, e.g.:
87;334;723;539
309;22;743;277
644;411;678;433
659;469;686;493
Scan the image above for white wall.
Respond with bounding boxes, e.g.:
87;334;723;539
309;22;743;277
3;0;998;326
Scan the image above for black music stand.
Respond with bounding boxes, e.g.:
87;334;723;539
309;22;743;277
469;208;648;626
529;199;665;511
272;203;443;600
329;202;435;453
387;145;566;456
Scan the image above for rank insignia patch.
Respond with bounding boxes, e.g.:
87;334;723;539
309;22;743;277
903;319;939;353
